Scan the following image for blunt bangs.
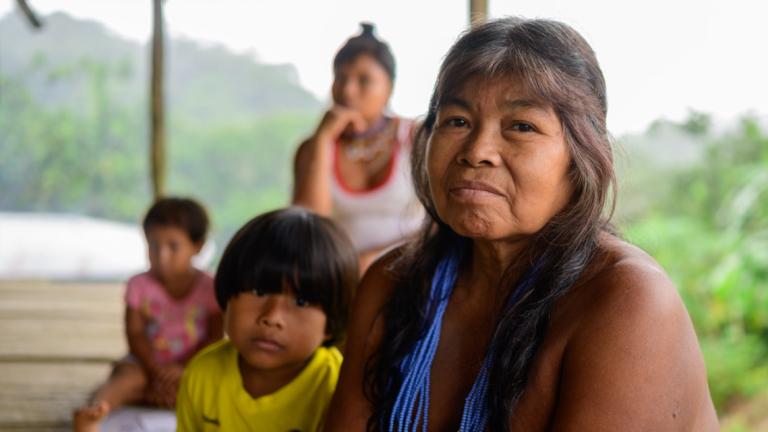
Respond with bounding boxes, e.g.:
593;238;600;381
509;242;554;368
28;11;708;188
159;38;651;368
215;207;358;345
430;18;606;130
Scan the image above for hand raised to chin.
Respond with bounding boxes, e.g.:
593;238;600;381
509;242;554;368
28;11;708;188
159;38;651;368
316;105;368;143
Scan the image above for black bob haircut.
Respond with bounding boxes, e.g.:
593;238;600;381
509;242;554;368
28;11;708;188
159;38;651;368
143;197;209;244
334;22;396;82
214;207;358;346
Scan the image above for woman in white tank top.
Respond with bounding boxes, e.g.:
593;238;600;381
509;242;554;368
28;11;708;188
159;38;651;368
293;23;424;275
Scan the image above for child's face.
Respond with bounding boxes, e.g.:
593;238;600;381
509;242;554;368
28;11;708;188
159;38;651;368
226;287;330;374
145;224;201;283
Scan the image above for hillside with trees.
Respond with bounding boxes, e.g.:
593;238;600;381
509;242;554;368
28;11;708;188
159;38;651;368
0;11;322;242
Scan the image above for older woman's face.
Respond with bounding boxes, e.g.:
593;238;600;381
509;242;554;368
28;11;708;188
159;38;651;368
426;77;573;243
332;54;392;127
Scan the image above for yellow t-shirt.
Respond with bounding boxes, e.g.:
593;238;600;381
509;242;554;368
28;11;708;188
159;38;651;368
176;339;342;432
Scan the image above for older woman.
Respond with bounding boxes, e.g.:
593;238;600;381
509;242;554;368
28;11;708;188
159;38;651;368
293;23;423;274
325;18;718;432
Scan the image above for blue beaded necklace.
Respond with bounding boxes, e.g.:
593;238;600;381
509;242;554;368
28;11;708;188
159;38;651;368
389;243;544;432
387;244;510;432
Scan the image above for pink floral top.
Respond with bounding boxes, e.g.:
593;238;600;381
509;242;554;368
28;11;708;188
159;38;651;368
125;271;220;363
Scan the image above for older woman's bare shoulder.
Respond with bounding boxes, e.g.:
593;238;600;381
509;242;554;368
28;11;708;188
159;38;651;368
587;233;675;296
355;245;406;310
326;246;406;431
544;234;715;431
568;232;690;340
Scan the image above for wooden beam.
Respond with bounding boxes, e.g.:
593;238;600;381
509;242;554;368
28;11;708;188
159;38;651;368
150;0;166;199
15;0;42;29
469;0;488;27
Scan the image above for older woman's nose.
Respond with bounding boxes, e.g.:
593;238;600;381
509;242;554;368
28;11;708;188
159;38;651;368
457;128;503;167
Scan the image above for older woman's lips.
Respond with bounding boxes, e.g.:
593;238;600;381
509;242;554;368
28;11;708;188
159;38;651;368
449;180;505;198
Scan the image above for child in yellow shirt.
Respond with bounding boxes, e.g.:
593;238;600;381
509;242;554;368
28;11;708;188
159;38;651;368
175;207;358;432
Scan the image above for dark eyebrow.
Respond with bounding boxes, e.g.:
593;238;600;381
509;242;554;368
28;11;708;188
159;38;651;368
437;96;552;116
503;99;552;115
437;96;471;110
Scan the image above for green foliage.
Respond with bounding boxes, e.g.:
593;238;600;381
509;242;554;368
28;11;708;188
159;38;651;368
0;10;321;248
682;110;712;135
0;66;150;220
619;111;768;415
167;110;318;242
699;333;768;409
0;57;317;245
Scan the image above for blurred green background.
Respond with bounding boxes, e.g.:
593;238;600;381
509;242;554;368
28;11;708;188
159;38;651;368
616;112;768;431
618;112;768;430
1;12;766;430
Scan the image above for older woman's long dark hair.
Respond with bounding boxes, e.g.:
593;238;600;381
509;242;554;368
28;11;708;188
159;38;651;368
365;17;616;432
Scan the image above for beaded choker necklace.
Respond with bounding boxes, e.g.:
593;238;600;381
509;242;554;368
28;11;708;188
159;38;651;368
343;118;397;176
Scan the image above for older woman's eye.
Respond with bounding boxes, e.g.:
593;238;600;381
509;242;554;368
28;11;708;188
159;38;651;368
447;118;468;127
511;123;535;132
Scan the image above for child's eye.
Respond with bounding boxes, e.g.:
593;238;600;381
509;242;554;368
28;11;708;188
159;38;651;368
293;298;309;307
251;288;267;297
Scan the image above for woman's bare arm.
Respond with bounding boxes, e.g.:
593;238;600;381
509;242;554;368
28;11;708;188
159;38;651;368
325;249;402;431
548;251;718;432
292;107;367;216
292;136;334;216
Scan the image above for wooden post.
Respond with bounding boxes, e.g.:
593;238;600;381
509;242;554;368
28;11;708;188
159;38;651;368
15;0;42;29
469;0;488;27
150;0;165;199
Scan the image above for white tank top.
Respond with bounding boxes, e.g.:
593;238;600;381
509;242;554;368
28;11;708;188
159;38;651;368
330;117;425;253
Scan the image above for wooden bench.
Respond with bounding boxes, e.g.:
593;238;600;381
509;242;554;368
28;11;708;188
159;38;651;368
0;281;126;432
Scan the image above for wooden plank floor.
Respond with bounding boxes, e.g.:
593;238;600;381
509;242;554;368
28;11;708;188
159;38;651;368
0;281;127;432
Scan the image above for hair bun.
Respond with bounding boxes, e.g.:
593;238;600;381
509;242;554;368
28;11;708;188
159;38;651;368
334;21;395;81
360;22;375;37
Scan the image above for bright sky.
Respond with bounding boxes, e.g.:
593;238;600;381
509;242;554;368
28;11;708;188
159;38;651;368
2;0;766;135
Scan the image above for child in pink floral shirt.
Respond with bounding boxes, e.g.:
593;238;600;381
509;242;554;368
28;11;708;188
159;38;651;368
74;198;224;432
125;271;220;364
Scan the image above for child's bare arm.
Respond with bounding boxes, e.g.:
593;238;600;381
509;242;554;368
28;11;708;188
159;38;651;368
125;306;158;376
148;310;224;407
